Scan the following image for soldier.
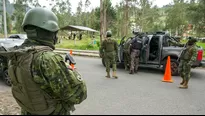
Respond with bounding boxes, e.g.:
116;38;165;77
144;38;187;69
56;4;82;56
168;37;197;89
129;34;143;74
100;31;118;79
123;37;133;71
2;8;87;115
178;37;197;89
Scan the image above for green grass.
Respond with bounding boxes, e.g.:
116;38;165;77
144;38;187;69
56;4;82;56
56;36;121;50
56;37;100;50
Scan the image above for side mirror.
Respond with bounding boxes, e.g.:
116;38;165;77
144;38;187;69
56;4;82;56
65;53;76;65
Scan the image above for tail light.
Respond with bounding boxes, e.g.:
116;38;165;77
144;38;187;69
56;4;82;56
197;50;203;61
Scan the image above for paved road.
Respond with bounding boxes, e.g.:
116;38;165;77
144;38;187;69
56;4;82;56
0;56;205;115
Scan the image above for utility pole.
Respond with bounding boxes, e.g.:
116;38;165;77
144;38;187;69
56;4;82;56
3;0;8;38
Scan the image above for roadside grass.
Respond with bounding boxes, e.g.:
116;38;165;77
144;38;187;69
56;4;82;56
55;37;101;50
56;36;121;50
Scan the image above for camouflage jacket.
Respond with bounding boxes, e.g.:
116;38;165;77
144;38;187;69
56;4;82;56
2;46;87;115
180;45;197;64
100;38;118;55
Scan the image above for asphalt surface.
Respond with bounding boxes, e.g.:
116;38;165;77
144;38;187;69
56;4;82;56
0;56;205;115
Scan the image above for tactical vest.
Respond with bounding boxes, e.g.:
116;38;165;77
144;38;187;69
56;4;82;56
180;45;195;61
4;46;56;115
131;37;142;50
104;38;115;52
1;46;87;115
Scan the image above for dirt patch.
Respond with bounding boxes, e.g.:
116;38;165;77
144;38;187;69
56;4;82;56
0;91;20;115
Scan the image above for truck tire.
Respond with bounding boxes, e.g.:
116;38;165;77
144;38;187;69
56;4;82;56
3;69;11;86
163;59;179;76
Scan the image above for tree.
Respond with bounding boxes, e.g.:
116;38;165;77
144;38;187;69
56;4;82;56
51;0;71;29
165;0;188;36
76;0;83;25
186;0;205;37
12;0;28;33
2;13;12;34
84;0;91;26
100;0;104;43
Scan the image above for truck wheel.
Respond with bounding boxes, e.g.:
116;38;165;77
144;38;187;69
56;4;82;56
3;69;11;86
163;59;179;76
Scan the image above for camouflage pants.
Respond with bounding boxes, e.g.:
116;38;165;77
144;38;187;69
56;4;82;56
123;51;130;69
21;109;70;115
21;104;73;115
104;51;117;72
130;49;140;71
178;60;191;81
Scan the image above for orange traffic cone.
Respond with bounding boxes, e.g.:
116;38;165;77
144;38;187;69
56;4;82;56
70;50;73;55
162;56;173;83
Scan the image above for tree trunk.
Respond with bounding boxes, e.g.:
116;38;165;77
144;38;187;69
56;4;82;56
103;0;107;37
124;0;129;36
100;0;104;44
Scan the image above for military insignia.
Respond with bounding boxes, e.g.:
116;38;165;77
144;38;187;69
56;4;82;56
73;70;83;81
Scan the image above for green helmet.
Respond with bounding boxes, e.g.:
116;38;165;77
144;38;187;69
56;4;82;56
22;7;59;32
188;37;197;44
106;31;112;37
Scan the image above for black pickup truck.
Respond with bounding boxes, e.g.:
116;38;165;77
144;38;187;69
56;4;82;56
101;32;204;76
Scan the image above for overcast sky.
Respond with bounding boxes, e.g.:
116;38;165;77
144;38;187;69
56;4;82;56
9;0;173;13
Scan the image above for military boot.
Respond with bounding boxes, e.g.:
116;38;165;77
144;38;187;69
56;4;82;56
106;72;111;78
112;71;118;79
180;79;185;85
129;70;134;74
179;80;188;89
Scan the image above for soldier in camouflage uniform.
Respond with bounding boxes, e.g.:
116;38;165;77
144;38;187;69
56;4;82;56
123;37;133;71
100;31;118;79
168;37;197;89
1;8;87;115
129;35;143;74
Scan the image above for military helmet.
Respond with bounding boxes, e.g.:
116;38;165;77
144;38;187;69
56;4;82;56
188;37;197;43
22;7;59;32
106;31;112;37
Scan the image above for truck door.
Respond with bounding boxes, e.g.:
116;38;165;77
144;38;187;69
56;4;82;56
118;36;126;62
158;36;164;66
142;35;152;64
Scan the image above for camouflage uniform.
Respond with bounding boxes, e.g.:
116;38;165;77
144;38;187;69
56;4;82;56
178;38;197;89
169;38;197;89
123;38;133;70
2;8;87;115
100;31;118;79
129;37;143;74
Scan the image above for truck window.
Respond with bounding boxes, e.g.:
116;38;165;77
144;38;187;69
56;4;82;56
162;36;170;47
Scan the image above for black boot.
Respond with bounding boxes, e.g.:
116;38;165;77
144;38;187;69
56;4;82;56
129;70;134;74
